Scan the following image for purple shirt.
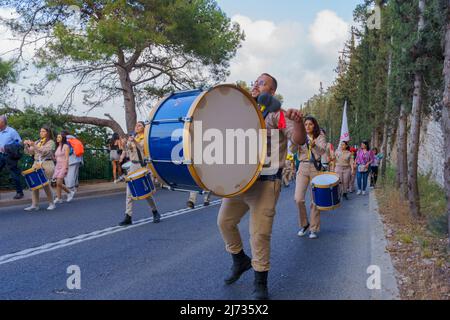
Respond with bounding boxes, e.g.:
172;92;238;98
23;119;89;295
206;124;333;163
356;149;374;165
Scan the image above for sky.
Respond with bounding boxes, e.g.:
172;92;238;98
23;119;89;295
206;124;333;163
0;0;363;129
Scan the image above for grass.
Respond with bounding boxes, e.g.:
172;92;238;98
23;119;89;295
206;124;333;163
381;167;448;237
377;166;449;300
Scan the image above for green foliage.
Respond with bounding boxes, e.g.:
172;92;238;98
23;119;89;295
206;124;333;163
418;173;448;236
302;0;446;147
0;105;111;148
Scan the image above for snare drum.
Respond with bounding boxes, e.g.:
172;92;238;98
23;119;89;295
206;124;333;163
311;172;341;211
22;167;49;191
145;84;266;197
125;168;156;200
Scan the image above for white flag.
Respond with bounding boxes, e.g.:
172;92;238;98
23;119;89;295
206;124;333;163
340;100;350;142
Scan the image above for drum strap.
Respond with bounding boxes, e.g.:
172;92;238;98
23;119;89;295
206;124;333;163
306;139;323;172
136;147;145;168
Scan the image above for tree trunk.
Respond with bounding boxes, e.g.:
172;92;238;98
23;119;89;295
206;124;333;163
69;114;125;137
397;103;408;199
381;36;394;180
407;0;426;218
117;65;138;134
441;0;450;249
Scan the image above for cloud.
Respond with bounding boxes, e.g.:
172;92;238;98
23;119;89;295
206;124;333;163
309;10;350;63
227;11;351;108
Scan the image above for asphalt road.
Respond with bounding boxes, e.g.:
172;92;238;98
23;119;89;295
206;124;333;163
0;182;399;300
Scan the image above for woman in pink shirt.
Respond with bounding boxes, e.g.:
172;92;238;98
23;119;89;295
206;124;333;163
355;140;374;195
53;132;74;203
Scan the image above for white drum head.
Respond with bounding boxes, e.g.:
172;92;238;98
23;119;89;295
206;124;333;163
311;173;339;186
188;84;266;197
128;169;149;180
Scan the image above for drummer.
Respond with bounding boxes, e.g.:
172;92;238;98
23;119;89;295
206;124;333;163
295;116;327;239
23;126;56;211
118;121;161;226
217;73;306;300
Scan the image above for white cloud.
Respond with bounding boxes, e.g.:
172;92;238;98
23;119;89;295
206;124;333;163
309;10;350;62
1;8;351;128
227;11;351;108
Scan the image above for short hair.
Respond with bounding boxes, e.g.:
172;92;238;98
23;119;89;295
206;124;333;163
0;115;7;125
262;73;278;92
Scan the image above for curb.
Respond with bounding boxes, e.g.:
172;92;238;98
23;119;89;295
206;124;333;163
368;190;401;300
0;185;127;209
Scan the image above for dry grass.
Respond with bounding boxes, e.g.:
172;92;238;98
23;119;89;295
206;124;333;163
376;167;449;300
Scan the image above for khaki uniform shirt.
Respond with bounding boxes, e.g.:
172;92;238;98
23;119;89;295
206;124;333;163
261;111;297;175
25;139;56;162
335;150;353;167
297;133;327;162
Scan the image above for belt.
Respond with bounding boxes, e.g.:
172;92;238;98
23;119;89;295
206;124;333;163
258;169;283;181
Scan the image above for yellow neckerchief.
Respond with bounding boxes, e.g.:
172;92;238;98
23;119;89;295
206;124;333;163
307;135;314;161
135;133;144;143
37;138;47;148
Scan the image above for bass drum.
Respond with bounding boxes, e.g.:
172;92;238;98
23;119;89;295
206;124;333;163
145;84;266;198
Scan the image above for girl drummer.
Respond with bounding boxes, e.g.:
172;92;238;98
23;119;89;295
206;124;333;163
23;126;56;211
295;116;327;239
118;121;161;226
334;141;354;201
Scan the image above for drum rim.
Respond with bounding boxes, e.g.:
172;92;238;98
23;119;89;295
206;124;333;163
184;83;267;198
22;167;38;175
145;94;174;188
314;203;341;211
311;171;340;189
125;168;151;182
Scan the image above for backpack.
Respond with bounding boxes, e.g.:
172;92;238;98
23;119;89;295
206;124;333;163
67;138;84;157
5;142;23;161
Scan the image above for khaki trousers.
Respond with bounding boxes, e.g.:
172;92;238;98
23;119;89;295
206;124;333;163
335;165;351;196
294;163;321;232
189;191;211;204
125;163;157;216
349;170;356;192
217;179;281;272
32;161;55;206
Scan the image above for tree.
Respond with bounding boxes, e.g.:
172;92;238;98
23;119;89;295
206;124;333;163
1;0;244;132
0;58;16;103
442;0;450;248
1;105;111;148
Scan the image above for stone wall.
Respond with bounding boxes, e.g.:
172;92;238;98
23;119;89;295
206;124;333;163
389;115;445;188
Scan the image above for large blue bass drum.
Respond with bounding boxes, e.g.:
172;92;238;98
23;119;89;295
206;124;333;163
144;84;267;197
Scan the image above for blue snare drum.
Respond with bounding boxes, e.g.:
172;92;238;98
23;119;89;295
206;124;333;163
125;168;156;200
311;172;341;211
22;167;49;191
145;84;266;197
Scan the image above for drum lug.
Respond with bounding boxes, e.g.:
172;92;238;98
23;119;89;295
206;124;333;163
151;117;192;124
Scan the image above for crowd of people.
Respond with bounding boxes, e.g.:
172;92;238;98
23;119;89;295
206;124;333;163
282;137;383;204
0;115;83;209
0;72;384;300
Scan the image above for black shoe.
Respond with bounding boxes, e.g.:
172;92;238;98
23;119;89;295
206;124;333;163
253;271;269;300
13;193;24;200
203;201;210;206
152;210;161;223
224;250;252;285
187;201;195;209
343;193;349;200
119;214;132;226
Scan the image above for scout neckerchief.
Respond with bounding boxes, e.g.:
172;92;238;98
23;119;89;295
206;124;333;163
135;133;144;143
37;138;47;148
134;133;145;167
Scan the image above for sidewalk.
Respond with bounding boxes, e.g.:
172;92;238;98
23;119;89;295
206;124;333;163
0;180;127;208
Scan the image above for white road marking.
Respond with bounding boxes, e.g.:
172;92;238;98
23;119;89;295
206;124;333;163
0;200;222;266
